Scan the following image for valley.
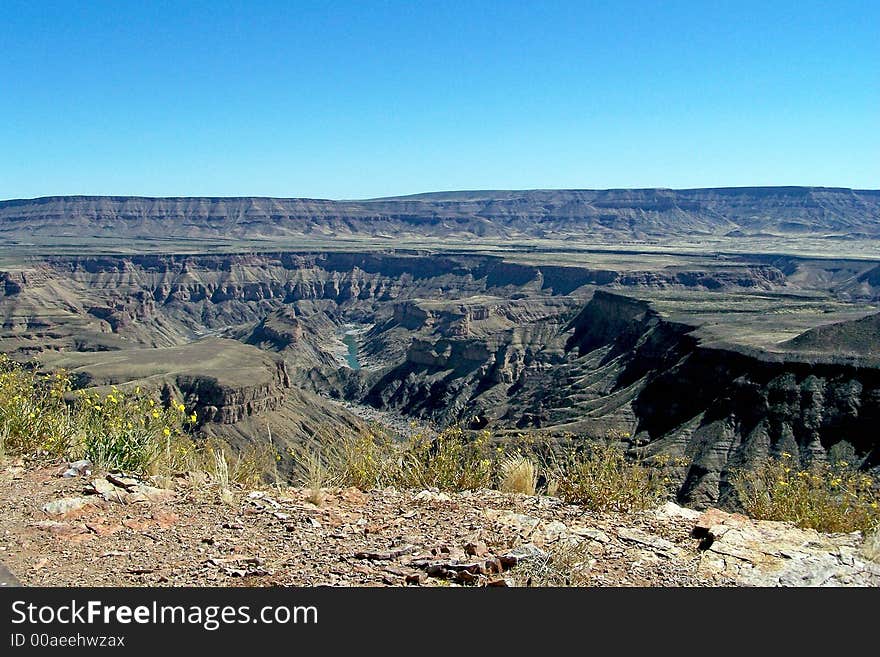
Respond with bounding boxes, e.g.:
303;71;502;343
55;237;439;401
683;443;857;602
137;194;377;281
2;192;880;510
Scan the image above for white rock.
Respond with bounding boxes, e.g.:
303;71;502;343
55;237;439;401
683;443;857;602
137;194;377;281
655;501;701;520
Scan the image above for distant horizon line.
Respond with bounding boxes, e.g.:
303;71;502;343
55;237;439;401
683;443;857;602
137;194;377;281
3;185;880;205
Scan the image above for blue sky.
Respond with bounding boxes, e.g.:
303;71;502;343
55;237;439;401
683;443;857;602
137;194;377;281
1;1;877;199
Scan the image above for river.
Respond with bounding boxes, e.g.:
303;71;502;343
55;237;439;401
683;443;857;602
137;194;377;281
342;331;361;370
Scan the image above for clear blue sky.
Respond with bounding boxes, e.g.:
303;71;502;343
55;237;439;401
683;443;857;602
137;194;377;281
1;1;877;200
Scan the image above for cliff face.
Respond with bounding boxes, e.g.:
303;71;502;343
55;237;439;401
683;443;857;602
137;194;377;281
358;291;880;507
2;187;879;241
0;252;790;359
1;251;878;508
174;358;291;425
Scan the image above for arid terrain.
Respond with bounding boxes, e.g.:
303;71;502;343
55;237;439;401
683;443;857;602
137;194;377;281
4;0;877;596
2;189;880;511
2;457;878;587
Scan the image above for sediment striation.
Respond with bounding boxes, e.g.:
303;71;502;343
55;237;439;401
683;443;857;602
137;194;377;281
1;191;878;508
3;187;880;241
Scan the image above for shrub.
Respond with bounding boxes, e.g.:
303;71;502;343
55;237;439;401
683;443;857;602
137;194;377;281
289;426;495;493
0;357;71;455
0;355;197;474
324;428;399;490
398;427;493;491
732;453;880;534
551;440;664;512
290;427;673;512
74;388;193;472
508;540;593;587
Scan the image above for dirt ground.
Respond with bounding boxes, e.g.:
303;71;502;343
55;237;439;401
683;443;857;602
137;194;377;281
0;457;723;587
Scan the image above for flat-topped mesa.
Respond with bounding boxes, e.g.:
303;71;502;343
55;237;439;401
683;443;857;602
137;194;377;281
783;312;880;358
3;187;879;242
175;360;291;425
0;246;878;509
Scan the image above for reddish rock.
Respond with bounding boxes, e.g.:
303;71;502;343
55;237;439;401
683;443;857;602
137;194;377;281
152;510;180;529
85;520;124;537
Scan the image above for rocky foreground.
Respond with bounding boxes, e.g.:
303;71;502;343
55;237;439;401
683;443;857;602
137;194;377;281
1;458;878;588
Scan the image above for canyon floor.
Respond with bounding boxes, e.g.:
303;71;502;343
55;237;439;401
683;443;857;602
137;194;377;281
2;457;878;588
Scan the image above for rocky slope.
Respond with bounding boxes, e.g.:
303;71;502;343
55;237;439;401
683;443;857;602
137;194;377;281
1;251;879;508
2;458;877;587
356;290;880;507
2;187;879;242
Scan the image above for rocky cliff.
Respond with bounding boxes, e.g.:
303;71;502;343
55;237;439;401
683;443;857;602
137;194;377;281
1;250;878;509
357;291;880;507
2;187;879;242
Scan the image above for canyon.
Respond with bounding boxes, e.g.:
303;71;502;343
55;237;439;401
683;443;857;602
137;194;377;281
1;188;879;509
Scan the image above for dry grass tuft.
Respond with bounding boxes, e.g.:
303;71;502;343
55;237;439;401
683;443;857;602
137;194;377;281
550;440;664;512
508;540;593;587
499;455;538;495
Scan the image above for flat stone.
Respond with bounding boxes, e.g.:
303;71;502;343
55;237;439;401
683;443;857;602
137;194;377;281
130;485;176;504
42;497;95;517
694;508;749;535
655;501;701;521
464;541;489;557
31;520;87;537
106;473;142;489
414;490;451;502
617;527;680;556
354;545;415;561
696;512;880;586
499;543;548;568
85;521;124;537
0;561;20;587
455;570;479;585
570;527;611;544
543;520;570;542
88;478;124;501
405;572;427;586
152;510;180;529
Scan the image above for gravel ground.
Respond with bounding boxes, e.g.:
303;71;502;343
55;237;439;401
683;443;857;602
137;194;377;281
0;457;729;587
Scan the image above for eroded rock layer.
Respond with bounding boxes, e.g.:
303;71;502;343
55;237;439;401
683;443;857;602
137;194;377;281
1;250;878;507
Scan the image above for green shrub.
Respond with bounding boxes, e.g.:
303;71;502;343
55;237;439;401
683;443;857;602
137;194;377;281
398;427;493;491
732;453;880;533
74;388;193;472
551;440;664;512
0;356;72;455
0;355;196;474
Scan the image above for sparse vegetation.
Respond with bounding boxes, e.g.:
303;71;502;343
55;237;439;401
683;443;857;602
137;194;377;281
508;541;593;587
400;428;494;491
211;448;235;505
732;453;880;534
289;426;671;515
300;448;329;506
550;439;665;512
289;426;494;493
304;429;399;491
